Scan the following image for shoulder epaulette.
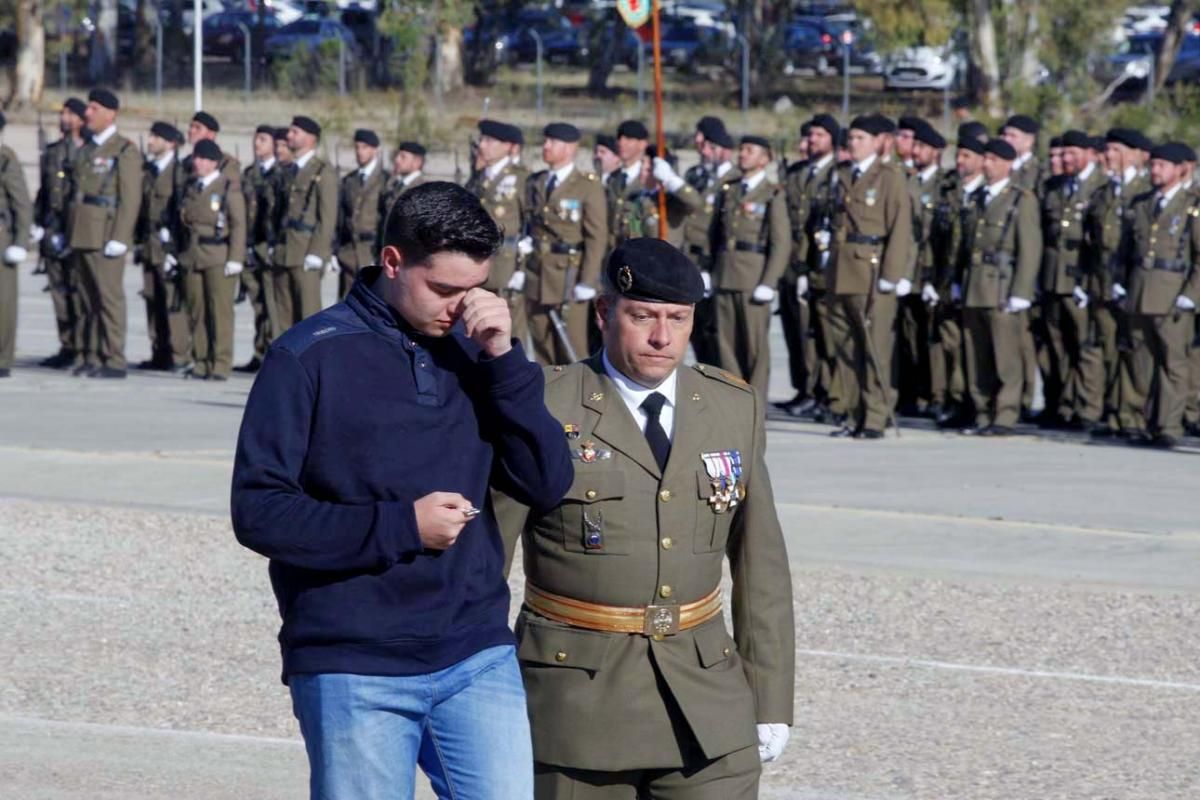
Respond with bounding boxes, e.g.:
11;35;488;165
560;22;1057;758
693;363;752;392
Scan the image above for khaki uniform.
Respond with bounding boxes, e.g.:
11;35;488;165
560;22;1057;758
178;173;247;379
34;136;83;361
274;153;338;331
242;160;288;362
467;160;528;342
1116;188;1200;439
898;166;951;412
682;162;738;366
0;144;32;370
961;183;1041;428
336;163;388;298
928;172;976;415
825;159;913;433
606;166;646;249
378;172;428;235
1011;154;1044;196
523;166;608;365
497;357;794;798
69;130;143;371
136;153;190;367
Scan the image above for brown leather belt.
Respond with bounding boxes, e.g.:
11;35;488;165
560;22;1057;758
524;582;722;640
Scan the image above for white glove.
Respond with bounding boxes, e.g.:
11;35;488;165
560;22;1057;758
701;270;713;296
895;278;913;297
796;274;809;300
1112;283;1127;301
158;227;172;244
164;253;179;276
757;723;790;763
506;270;526;292
224;261;244;277
951;283;962;302
30;224;45;243
517;236;534;257
267;246;275;258
1176;294;1197;311
652;157;685;193
572;283;597;302
1073;285;1089;309
921;282;940;305
303;254;324;271
877;278;896;294
49;233;65;253
1006;296;1032;313
814;230;831;250
103;240;128;258
327;257;340;275
751;284;776;304
4;245;27;265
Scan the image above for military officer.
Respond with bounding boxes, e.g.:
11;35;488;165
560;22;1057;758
236;124;288;374
466;120;529;341
959;139;1041;435
178;140;246;382
593;134;621;186
1048;135;1065;180
273;126;293;169
69;88;143;378
33;97;88;369
184;111;242;187
0;111;32;378
274;115;337;331
335;128;388;298
1003;115;1043;195
710;135;791;398
607;120;653;247
496;238;794;800
1112;142;1200;448
826;115;914;439
379;141;428;226
895;116;919;174
518;122;607;365
135;120;189;372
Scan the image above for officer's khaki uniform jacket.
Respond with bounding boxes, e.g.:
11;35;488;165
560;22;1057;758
467;160;526;292
908;166;951;286
711;173;791;291
34;137;79;255
523;165;607;306
277;152;338;268
69;131;143;251
178;174;247;271
962;182;1041;309
243;161;286;267
1085;173;1150;301
337;163;388;269
681;163;738;268
785;155;837;289
1011;154;1044;196
827;159;912;295
0;145;32;251
138;155;186;266
1120;188;1200;315
1041;166;1108;296
499;357;795;771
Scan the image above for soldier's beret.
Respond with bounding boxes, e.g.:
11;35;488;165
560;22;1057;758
478;119;521;144
849;114;889;136
1128;130;1154;152
984;139;1017;161
871;113;896;133
898;115;922;132
696;115;727;143
957;136;985;155
192;111;220;133
398;141;426;157
1004;114;1039;134
88;88;119;110
292;116;321;137
192;139;221;162
1106;128;1142;150
1049;135;1064;148
273;127;289;141
150;121;182;143
740;134;772;152
606;238;704;305
811;113;839;139
837;129;849;149
354;128;380;147
913;121;946;149
951;95;971;110
543;122;580;143
1150;142;1190;164
254;124;275;137
1060;130;1090;149
1090;136;1107;152
708;126;734;149
511;126;525;146
617;120;650;140
958;121;988;143
64;97;87;118
595;133;617;153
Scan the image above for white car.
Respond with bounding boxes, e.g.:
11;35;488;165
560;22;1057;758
885;46;957;90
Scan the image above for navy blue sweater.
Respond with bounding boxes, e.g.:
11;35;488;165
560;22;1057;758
231;269;572;681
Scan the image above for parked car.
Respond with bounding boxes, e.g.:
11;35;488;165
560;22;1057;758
784;16;882;76
884;45;959;90
265;16;360;64
1099;32;1200;87
499;9;589;66
203;10;282;61
637;17;732;71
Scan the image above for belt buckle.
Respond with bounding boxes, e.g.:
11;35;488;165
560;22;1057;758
643;605;680;639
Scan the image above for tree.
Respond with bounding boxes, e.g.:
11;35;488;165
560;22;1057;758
968;0;1003;115
1154;0;1200;92
90;0;118;84
11;0;45;108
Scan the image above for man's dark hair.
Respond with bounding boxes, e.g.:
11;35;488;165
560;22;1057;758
384;181;502;264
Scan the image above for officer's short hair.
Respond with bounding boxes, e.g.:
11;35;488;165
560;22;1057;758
383;181;502;265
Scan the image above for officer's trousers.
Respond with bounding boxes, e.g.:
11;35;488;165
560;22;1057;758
533;744;760;800
715;291;773;399
241;265;276;361
777;275;808;397
77;250;128;370
826;292;897;433
897;293;932;411
527;300;591;366
44;255;81;358
0;261;16;369
1125;310;1193;439
272;265;323;333
1042;294;1093;421
142;262;191;367
185;266;237;379
1087;301;1124;427
1186;315;1200;429
929;304;965;410
964;306;1024;428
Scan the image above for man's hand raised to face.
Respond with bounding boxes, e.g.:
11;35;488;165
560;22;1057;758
461;288;513;359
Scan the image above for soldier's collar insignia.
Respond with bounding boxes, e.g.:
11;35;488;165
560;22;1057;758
589;392;605;402
573;441;612;463
618;265;633;292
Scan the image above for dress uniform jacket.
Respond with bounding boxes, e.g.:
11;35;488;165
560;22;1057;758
0;143;32;370
139;157;186;267
277;154;338;268
1120;190;1200;315
1041;167;1109;296
467;160;526;292
1010;155;1044;196
786;157;838;289
499;357;795;771
243;161;286;269
962;184;1041;308
681;164;738;269
711;177;791;292
35;137;78;255
378;173;428;237
69;133;142;252
908;167;952;286
524;166;608;306
606;167;646;248
1086;174;1151;302
336;164;389;273
827;159;911;295
179;174;247;272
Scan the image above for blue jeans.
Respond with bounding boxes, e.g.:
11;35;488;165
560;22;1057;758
290;644;534;800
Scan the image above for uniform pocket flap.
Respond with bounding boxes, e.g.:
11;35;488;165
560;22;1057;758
518;619;613;671
563;470;625;503
693;621;734;668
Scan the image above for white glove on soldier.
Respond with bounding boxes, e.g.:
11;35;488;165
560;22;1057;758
164;253;179;275
751;284;776;304
30;225;45;243
103;240;128;258
877;278;896;294
158;227;172;244
506;271;526;292
4;245;27;265
572;283;597;302
1176;294;1197;311
517;236;534;257
327;257;340;275
757;723;790;763
1006;296;1032;313
652;157;686;193
895;278;913;297
1111;283;1127;301
814;230;831;250
701;271;713;296
224;261;244;278
303;254;323;271
796;274;809;300
921;282;939;305
1073;285;1089;309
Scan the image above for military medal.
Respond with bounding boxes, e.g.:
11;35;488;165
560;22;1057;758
865;188;877;207
573;440;611;463
210;195;222;213
564;423;581;440
701;450;745;513
583;509;604;550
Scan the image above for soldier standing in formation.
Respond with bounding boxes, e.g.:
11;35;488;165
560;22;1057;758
0;111;32;379
379;141;427;219
607;121;652;247
185;111;242;187
335;128;387;299
593;134;621;186
236;125;287;374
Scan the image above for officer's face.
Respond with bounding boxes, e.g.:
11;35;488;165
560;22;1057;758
394;151;422;175
912;142;938;169
1002;127;1034;156
808;127;833;157
1062;146;1088;175
617;135;646;165
955;149;983;179
597;297;693;388
193;156;218;178
189;121;216;145
737;143;770;173
85;102;115;132
594;145;621;174
275;138;293;163
895;129;915;159
1050;147;1064;176
796;136;810;160
542;137;574;168
847;130;876;163
146;133;168;158
1150;159;1184;189
287;126;316;154
60;108;83;134
355;142;377;168
253;133;274;161
380;248;491;337
982;153;1012;183
1105;142;1128;173
477;135;508;165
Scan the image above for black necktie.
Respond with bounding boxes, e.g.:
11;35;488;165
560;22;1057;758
972;187;987;211
546;173;558;197
1155;195;1166;219
852;166;862;184
641;392;670;472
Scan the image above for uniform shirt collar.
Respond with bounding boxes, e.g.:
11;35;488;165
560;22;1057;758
295;149;316;169
198;170;221;189
359;158;378;180
986;177;1010;201
601;349;678;439
742;169;767;192
258;156;276;173
622;161;643;184
715;160;735;178
1158;182;1183;205
962;174;984;195
484;156;511;180
93;125;118;146
853;154;877;174
154;151;175;173
917;164;939;184
550;162;575;184
1013;152;1033;170
811;153;834;172
1122;165;1139;185
1077;162;1096;183
401;170;423;186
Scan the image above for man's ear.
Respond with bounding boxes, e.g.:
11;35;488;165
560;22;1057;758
594;295;611;334
380;245;403;278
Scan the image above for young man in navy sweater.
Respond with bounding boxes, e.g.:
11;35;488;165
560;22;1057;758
231;181;573;799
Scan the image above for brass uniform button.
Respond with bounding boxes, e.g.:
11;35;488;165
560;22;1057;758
723;647;731;656
661;537;673;550
659;585;672;599
555;651;567;663
585;490;597;500
659;489;672;502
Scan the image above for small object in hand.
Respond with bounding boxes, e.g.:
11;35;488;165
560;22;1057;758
462;506;482;519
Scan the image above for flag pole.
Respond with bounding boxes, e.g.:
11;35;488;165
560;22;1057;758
652;0;667;239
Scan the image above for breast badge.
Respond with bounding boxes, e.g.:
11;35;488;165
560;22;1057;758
701;450;746;513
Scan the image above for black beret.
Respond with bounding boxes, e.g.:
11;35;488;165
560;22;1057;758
1183;143;1198;162
951;96;971;110
1060;129;1091;149
150;121;182;143
511;126;525;146
871;113;897;134
617;120;650;140
958;121;988;143
64;97;87;118
1129;130;1154;152
397;141;426;157
291;115;321;137
192;111;219;133
88;88;119;110
595;133;617;153
1106;128;1147;151
849;114;889;136
708;126;734;149
1150;142;1190;164
543;122;580;143
837;129;849;149
985;139;1017;161
353;128;380;147
957;136;985;155
810;113;839;139
696;115;727;142
1090;136;1107;152
192;139;222;162
898;116;922;132
740;134;772;152
1004;114;1039;135
1049;135;1064;149
254;124;275;137
606;238;704;304
913;121;946;149
273;127;289;141
478;119;521;144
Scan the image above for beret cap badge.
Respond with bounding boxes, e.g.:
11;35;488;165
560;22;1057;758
618;265;634;292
